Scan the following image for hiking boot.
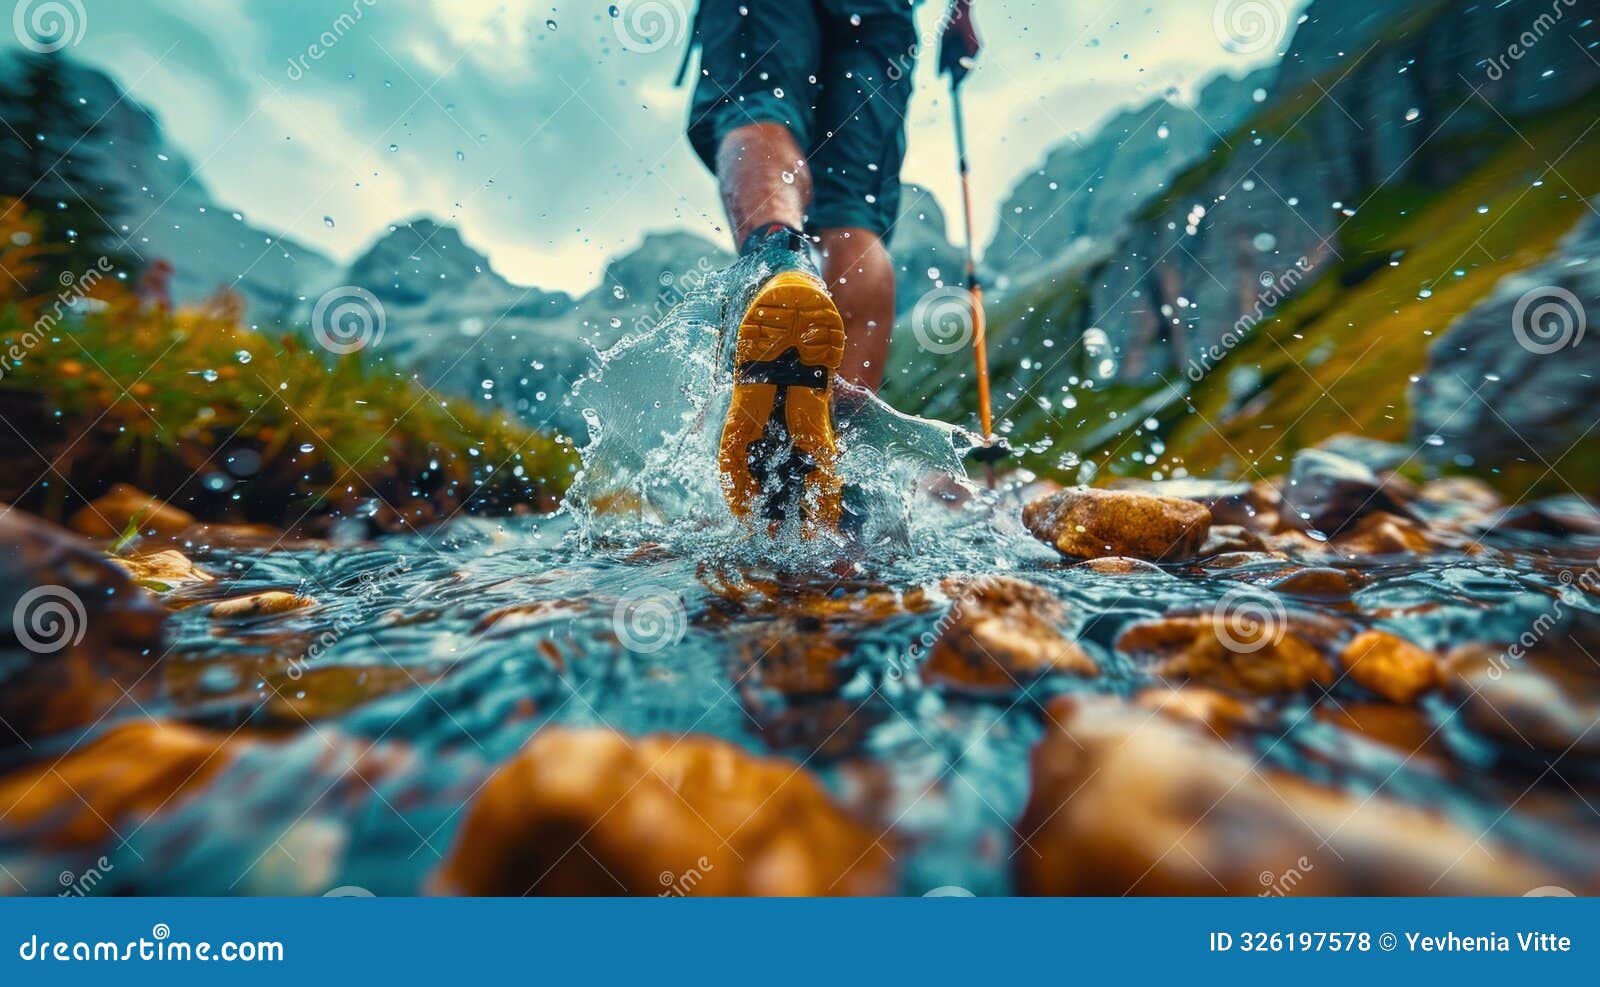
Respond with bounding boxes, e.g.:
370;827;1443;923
719;226;845;537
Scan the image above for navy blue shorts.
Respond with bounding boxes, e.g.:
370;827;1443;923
687;0;918;243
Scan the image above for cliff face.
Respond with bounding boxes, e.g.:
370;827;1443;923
1411;201;1599;486
1081;0;1599;378
983;67;1274;284
884;0;1599;496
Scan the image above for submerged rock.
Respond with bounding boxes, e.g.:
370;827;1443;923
1339;629;1439;703
1022;486;1211;561
209;591;315;618
0;721;237;847
1116;614;1332;695
924;576;1097;692
1444;638;1600;762
1134;686;1258;738
1268;566;1363;600
434;728;893;895
1016;699;1569;895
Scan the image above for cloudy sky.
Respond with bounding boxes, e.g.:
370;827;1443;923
21;0;1301;292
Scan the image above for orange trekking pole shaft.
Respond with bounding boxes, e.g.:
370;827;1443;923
950;80;1003;485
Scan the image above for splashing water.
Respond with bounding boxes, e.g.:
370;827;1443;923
562;237;1037;572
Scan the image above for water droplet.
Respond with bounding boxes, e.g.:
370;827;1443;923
388;144;399;153
235;350;252;364
323;216;335;228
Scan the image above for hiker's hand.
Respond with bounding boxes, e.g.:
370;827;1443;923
938;0;981;84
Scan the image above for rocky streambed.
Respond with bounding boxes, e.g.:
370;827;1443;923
1;447;1598;896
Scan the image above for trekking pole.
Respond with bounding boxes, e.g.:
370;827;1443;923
939;0;1006;488
949;78;1007;488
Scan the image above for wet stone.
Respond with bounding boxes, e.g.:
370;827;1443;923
433;728;894;895
1016;699;1568;895
1339;629;1439;703
924;576;1097;693
1330;511;1437;556
1116;614;1333;695
1281;448;1414;536
110;549;214;593
1444;640;1600;764
1269;566;1363;600
0;721;237;848
69;484;196;540
209;591;316;619
1022;486;1211;561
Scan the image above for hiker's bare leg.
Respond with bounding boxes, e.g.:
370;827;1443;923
819;227;893;393
716;123;810;245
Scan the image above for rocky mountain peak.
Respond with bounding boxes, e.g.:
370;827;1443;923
345;217;500;305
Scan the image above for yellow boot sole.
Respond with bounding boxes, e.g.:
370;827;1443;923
718;270;845;536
